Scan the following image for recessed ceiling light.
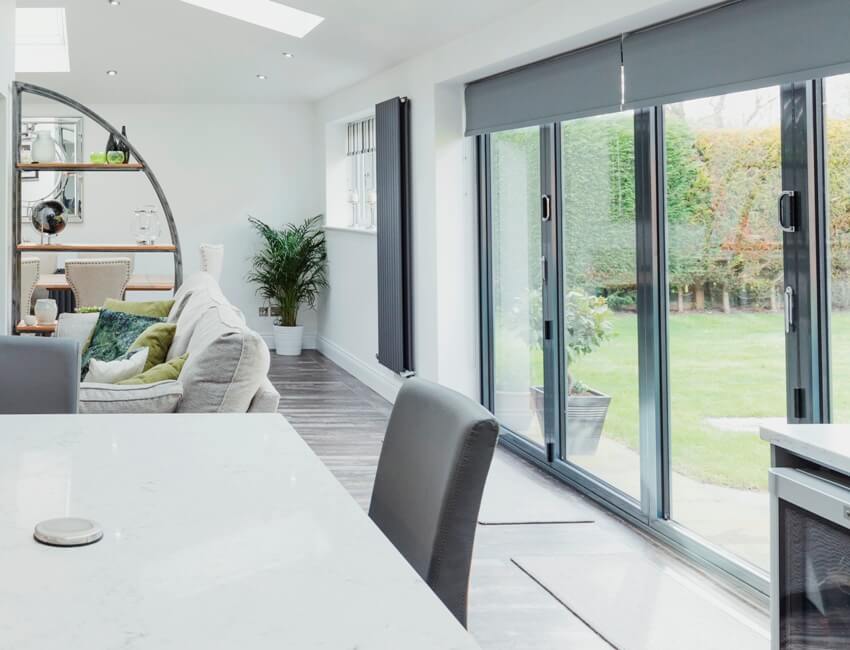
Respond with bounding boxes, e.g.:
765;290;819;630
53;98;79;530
282;52;294;59
106;69;118;76
179;0;323;38
15;8;70;73
108;0;121;6
256;74;267;80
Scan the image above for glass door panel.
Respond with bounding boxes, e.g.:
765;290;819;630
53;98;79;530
664;86;783;571
825;73;850;422
560;112;641;500
489;127;544;446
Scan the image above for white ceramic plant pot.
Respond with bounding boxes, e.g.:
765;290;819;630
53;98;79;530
273;325;304;356
34;298;58;324
31;131;56;163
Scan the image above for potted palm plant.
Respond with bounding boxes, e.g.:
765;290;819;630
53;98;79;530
248;215;328;356
531;289;613;455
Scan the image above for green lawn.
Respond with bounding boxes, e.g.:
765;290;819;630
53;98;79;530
522;311;850;491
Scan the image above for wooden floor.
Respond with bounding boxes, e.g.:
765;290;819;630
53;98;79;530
270;351;769;650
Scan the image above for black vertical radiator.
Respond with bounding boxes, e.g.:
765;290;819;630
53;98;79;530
375;96;414;375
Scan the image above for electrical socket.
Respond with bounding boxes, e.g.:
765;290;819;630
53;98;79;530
258;306;270;317
270;305;281;317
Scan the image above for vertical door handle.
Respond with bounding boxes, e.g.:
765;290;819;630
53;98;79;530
778;190;797;233
541;194;551;221
784;286;794;334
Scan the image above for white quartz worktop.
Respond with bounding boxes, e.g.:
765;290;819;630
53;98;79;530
0;414;480;649
760;422;850;475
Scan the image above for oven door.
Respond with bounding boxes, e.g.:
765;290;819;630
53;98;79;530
771;467;850;649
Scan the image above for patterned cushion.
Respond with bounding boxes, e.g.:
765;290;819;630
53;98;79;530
80;309;164;380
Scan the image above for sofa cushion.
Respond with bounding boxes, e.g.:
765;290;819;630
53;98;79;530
248;377;281;413
81;310;164;379
177;304;270;412
79;380;183;414
167;272;222;324
56;312;100;353
119;353;188;385
84;347;149;384
166;290;216;360
129;322;177;370
104;298;175;318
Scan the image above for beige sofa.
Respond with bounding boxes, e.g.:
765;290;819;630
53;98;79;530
57;272;280;414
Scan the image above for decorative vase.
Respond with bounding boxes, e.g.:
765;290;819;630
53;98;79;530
31;131;56;163
34;298;58;325
31;200;67;244
273;325;304;356
133;206;161;244
106;126;131;164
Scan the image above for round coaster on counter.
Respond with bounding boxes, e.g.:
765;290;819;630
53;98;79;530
33;518;103;547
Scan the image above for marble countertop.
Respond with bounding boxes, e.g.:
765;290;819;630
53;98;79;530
760;422;850;475
0;414;480;649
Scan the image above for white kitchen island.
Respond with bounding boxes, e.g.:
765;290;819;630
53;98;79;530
0;414;480;649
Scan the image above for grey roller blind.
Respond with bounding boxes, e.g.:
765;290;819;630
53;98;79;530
465;39;622;136
623;0;850;108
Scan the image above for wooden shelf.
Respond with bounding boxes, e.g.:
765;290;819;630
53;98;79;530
16;320;56;334
18;243;176;253
17;162;144;172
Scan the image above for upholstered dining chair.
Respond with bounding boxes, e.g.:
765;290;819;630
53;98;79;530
0;336;80;414
368;377;499;627
78;252;136;273
19;256;40;321
199;243;224;281
65;257;131;309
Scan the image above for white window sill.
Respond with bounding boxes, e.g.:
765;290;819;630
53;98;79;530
324;225;377;237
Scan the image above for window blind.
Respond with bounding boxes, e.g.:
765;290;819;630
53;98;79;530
622;0;850;108
464;39;622;136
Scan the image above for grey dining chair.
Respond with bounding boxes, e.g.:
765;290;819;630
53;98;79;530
0;336;80;414
368;377;499;628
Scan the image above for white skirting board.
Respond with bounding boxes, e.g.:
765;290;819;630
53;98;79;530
317;336;402;403
260;333;318;350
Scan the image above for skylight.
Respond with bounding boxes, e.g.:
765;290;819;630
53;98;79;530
15;8;70;73
179;0;324;38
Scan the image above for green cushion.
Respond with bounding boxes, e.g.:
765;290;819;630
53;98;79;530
129;322;177;371
103;298;175;318
81;309;165;380
118;353;188;385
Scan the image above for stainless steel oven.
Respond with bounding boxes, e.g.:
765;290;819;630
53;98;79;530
771;467;850;649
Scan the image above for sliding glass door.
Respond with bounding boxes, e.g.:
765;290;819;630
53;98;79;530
664;87;783;572
825;73;850;421
560;112;641;501
479;79;833;593
488;127;544;446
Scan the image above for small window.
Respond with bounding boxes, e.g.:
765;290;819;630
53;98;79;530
346;117;376;230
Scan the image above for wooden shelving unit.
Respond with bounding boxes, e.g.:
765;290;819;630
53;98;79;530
18;243;176;253
16;162;144;172
11;82;184;334
15;321;57;335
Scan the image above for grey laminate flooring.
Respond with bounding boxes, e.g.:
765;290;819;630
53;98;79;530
270;351;769;650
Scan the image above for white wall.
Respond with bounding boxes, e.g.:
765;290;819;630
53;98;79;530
0;0;15;334
316;0;714;402
22;102;321;345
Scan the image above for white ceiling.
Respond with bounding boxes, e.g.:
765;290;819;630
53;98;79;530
15;0;532;103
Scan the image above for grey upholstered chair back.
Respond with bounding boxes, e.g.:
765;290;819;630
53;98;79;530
65;257;131;309
369;377;499;627
0;336;80;414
